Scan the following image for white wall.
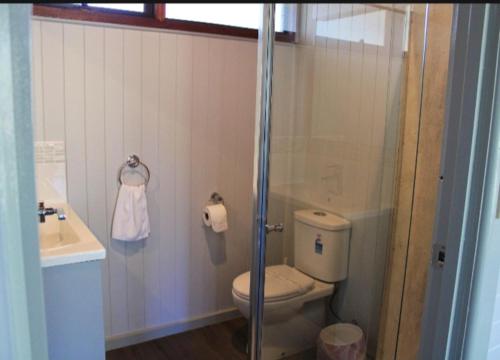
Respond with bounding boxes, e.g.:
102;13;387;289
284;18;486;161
32;18;259;339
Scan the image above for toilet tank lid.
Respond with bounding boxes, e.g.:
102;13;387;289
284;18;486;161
294;209;351;231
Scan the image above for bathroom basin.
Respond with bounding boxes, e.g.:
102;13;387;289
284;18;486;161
39;203;106;267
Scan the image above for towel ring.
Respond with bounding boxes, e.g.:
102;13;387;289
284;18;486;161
118;154;150;186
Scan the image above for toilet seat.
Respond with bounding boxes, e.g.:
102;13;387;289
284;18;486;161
232;265;315;303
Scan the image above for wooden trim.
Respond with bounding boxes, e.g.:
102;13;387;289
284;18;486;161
367;4;407;15
105;308;240;351
32;4;295;43
154;3;165;22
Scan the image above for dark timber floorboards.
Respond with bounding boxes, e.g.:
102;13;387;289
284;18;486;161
106;317;316;360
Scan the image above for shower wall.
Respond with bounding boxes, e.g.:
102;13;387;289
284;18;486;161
268;4;408;355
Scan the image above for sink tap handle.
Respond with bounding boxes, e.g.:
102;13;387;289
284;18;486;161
56;208;66;221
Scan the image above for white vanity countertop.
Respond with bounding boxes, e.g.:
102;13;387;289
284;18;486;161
39;203;106;268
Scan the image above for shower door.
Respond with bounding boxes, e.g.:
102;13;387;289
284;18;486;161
250;3;423;360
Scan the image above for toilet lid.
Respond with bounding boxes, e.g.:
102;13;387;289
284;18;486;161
232;265;314;302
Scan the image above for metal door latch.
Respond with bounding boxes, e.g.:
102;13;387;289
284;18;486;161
433;244;446;268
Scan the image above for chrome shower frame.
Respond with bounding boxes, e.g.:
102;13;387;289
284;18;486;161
249;3;275;360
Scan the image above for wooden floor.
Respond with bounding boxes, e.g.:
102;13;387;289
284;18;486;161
106;318;316;360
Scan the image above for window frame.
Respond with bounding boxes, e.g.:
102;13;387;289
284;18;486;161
32;4;296;43
38;3;155;17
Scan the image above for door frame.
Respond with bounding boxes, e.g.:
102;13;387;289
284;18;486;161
0;4;49;360
419;3;500;359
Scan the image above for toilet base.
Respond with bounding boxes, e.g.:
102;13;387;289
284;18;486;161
261;297;327;359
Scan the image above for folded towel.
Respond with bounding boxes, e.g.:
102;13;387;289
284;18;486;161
112;184;150;241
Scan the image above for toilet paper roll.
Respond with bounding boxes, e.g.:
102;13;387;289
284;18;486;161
202;204;228;233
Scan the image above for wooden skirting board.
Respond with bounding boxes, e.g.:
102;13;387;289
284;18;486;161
106;307;241;351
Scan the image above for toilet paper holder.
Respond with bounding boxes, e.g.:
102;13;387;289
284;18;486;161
209;192;224;205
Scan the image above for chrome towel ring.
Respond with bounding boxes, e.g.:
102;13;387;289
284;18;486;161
118;154;150;186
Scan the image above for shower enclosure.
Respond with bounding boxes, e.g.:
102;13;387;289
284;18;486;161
250;4;439;359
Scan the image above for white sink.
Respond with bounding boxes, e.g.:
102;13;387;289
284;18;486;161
39;203;106;267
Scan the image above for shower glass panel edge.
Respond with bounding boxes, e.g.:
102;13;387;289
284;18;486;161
249;4;275;360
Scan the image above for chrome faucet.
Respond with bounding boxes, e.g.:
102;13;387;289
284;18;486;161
38;202;66;223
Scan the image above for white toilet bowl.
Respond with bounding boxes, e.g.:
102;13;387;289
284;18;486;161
232;264;334;359
232;264;333;323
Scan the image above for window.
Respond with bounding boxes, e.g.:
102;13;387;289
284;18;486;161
40;3;154;16
33;3;296;42
315;9;386;46
86;3;145;13
165;4;294;33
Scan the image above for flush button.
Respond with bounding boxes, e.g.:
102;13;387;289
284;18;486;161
315;235;323;254
313;211;327;216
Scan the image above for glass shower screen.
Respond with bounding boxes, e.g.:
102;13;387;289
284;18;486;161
250;3;419;360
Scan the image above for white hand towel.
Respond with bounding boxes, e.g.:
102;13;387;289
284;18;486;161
112;184;150;241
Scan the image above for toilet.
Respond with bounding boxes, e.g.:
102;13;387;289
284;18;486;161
232;209;351;359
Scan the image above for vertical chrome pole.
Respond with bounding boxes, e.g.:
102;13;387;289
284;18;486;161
249;3;275;360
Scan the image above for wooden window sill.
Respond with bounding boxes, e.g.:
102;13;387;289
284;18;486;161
32;5;295;43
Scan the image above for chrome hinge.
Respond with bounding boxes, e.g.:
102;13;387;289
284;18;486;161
433;244;446;268
265;223;284;233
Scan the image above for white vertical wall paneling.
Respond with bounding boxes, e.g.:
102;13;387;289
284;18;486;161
33;18;257;341
315;3;329;136
310;5;324;138
346;6;366;282
141;31;162;327
336;4;354;146
204;38;225;310
123;29;145;331
174;34;193;320
215;39;231;291
270;45;294;262
158;33;177;324
371;8;394;148
358;5;383;308
40;21;65;141
190;36;209;317
352;4;382;342
230;39;251;296
325;4;340;141
234;40;257;270
32;20;44;142
83;25;111;336
361;6;387;211
219;40;240;309
104;27;128;336
358;6;381;150
62;24;88;223
348;4;366;147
